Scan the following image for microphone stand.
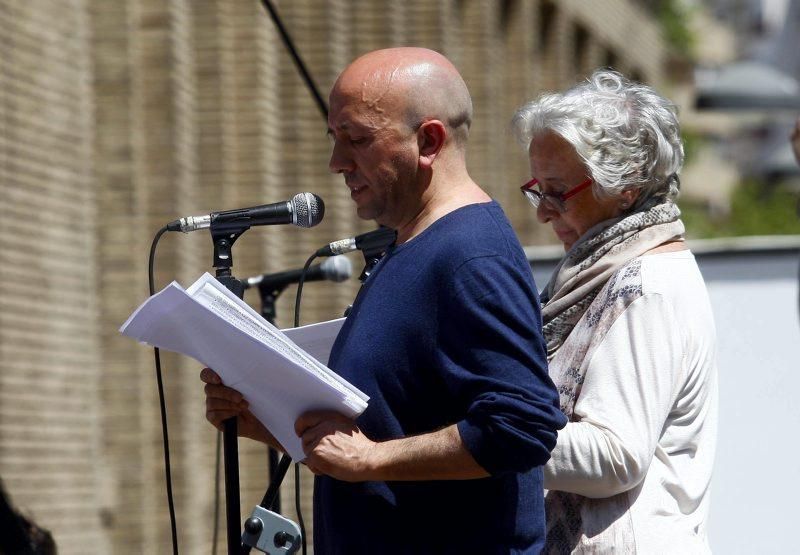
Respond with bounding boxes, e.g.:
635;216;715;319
210;222;301;555
255;282;287;331
254;282;288;514
209;224;245;555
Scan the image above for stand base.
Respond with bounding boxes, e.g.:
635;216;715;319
242;506;302;554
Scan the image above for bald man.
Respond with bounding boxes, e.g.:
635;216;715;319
203;48;565;554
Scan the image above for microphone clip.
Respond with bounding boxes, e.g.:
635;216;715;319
357;228;396;282
211;226;246;273
359;253;384;283
315;227;397;282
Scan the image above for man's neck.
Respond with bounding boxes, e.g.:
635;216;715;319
394;174;490;244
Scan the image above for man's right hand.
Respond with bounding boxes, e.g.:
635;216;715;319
200;368;281;449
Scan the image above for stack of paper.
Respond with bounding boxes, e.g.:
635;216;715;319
120;272;367;461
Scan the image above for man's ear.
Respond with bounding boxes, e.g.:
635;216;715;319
417;120;447;169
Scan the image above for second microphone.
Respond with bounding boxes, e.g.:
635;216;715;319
244;256;352;294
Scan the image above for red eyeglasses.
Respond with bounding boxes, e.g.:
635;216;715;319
519;177;593;213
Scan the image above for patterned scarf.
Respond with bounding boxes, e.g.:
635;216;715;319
541;202;684;360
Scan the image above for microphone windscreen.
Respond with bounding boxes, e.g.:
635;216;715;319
319;256;352;283
292;192;325;228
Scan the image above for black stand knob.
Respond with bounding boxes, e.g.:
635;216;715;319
244;517;263;535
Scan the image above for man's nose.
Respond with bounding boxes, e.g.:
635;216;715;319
329;142;354;174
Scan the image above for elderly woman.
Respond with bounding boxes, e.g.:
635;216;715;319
512;70;718;554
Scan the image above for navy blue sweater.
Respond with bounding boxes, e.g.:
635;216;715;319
315;201;566;554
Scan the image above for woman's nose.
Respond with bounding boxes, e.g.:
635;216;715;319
536;201;557;224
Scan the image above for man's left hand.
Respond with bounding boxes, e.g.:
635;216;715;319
295;410;378;482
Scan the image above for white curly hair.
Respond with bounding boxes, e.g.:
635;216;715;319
512;70;684;209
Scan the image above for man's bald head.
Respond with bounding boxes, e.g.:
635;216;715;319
331;47;473;149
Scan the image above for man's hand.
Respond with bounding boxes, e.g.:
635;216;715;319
200;368;280;449
295;410;377;482
791;117;800;165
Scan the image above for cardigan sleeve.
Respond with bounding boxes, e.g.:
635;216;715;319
543;292;684;498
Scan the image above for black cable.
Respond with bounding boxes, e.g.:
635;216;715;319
148;225;179;555
292;252;316;555
259;0;328;120
294;253;317;328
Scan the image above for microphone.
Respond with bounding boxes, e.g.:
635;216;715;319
243;256;352;293
316;227;397;257
167;192;325;232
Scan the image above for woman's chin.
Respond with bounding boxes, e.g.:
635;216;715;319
558;234;576;251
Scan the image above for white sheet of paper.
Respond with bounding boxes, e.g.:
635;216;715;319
120;274;367;461
281;317;346;366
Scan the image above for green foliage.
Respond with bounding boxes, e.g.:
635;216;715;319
658;0;696;60
681;129;701;166
681;180;800;238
